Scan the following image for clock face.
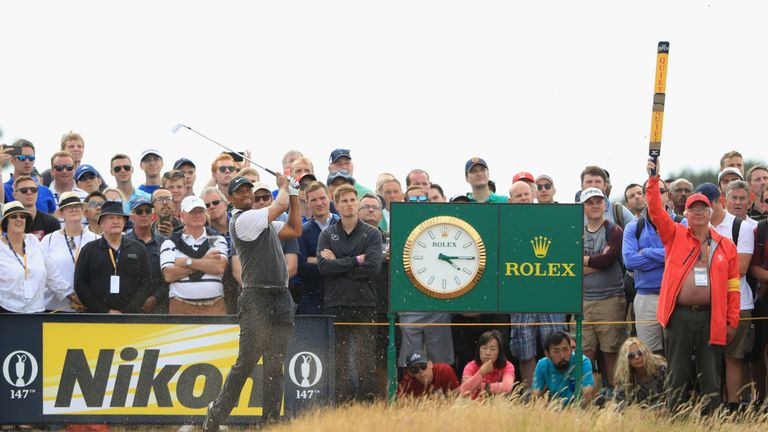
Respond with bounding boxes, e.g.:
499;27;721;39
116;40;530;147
403;216;486;299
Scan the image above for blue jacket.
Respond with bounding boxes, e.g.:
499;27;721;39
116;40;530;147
622;212;686;295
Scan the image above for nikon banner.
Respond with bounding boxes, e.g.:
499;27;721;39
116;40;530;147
390;202;583;314
0;314;334;425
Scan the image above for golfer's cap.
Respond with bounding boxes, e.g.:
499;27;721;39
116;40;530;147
464;157;488;175
579;187;605;203
140;149;162;161
329;148;352;164
685;193;711;210
694;183;720;204
173;158;195;170
717;167;744;183
181;196;206;213
513;171;535;183
227;176;254;195
299;173;317;184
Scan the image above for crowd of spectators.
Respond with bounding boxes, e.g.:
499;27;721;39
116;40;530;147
1;133;767;420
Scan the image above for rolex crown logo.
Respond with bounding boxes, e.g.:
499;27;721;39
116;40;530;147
440;227;450;238
530;236;551;258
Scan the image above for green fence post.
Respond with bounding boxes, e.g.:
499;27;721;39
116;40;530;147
574;314;583;401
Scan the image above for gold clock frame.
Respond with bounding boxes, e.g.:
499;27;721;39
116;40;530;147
403;216;487;299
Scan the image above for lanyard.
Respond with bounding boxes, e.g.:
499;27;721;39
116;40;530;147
108;247;121;275
63;229;83;264
7;238;28;280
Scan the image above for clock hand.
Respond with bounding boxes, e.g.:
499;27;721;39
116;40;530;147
443;255;476;260
437;253;461;270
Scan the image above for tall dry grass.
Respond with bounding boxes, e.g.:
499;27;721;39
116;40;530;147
264;397;768;432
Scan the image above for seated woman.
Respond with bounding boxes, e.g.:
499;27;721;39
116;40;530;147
613;337;667;406
460;330;515;398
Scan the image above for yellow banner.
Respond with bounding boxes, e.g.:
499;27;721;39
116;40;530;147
43;323;265;416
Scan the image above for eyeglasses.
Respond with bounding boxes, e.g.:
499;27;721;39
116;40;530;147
53;164;74;172
253;194;272;202
627;350;643;360
16;187;38;194
407;363;428;375
360;204;381;211
133;207;154;216
7;213;26;220
537;183;553;191
142;155;161;163
152;196;173;203
112;165;132;173
205;199;222;208
218;165;237;173
659;188;668;194
407;196;429;202
87;201;104;208
15;155;36;162
78;173;97;181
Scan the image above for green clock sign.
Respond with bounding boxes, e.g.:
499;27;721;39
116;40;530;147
389;203;583;314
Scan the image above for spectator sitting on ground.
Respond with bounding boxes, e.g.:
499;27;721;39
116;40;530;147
532;331;595;406
459;330;516;399
612;337;668;407
398;352;459;398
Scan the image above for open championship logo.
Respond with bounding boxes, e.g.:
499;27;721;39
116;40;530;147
3;350;39;388
288;351;322;388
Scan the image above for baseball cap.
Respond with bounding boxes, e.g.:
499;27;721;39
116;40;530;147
173;158;195;170
75;164;99;181
252;181;272;193
685;193;711;210
140;149;162;161
181;196;206;213
579;187;605;203
536;174;554;184
327;170;356;186
405;352;428;368
299;173;317;184
717;167;744;183
694;183;720;204
129;196;152;212
227;176;254;195
329;148;352;164
513;171;535;183
464;157;488;175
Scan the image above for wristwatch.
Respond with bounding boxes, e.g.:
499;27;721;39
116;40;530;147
185;258;193;267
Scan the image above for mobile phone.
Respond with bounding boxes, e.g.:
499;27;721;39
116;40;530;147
2;144;22;156
226;151;246;163
159;213;172;225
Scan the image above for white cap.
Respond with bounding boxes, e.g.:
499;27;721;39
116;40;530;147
140;149;162;161
717;167;744;183
181;196;206;213
579;187;605;203
252;182;272;193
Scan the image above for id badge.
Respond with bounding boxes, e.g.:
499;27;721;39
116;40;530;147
22;280;35;299
110;275;121;294
694;267;708;287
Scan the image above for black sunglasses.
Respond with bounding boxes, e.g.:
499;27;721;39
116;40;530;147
78;173;97;181
205;199;222;208
16;187;38;194
53;164;74;172
627;350;643;360
407;363;428;375
253;194;272;202
218;166;237;173
537;183;553;191
113;165;132;173
87;201;104;208
133;207;154;216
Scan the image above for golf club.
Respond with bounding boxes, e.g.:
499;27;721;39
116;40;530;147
172;123;278;177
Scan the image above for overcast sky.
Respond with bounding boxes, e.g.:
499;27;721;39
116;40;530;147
1;1;766;201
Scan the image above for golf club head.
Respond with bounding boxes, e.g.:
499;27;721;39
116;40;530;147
171;123;186;134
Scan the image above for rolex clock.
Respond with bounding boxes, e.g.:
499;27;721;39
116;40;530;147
403;216;487;299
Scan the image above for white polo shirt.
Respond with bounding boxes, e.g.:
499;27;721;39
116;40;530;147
160;230;228;300
711;212;754;310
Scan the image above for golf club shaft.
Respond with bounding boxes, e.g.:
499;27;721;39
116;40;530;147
179;124;278;177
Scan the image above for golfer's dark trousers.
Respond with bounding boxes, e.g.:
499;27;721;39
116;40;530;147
209;288;294;424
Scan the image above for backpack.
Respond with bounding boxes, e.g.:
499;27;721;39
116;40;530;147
634;213;684;240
